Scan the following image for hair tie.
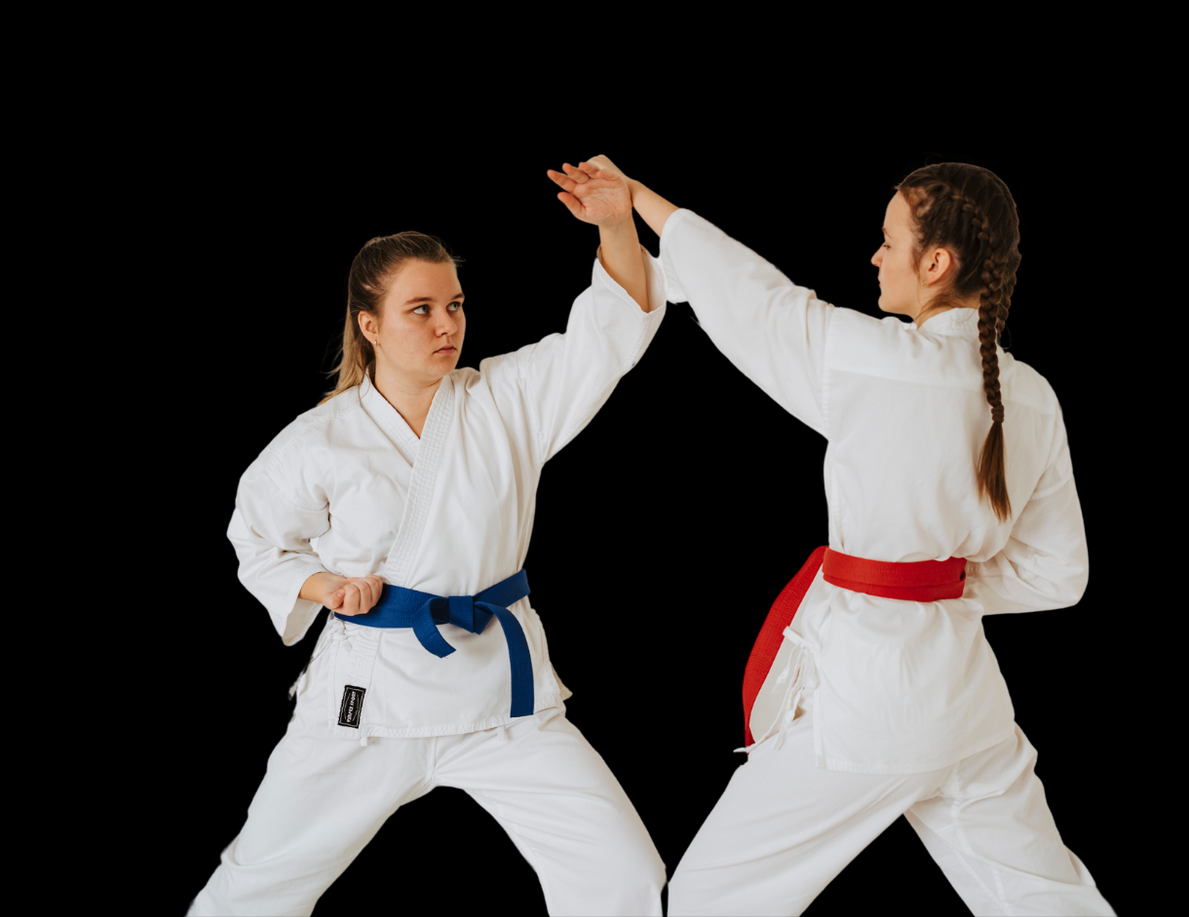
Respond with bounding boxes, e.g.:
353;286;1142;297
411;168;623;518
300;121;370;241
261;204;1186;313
991;404;1004;424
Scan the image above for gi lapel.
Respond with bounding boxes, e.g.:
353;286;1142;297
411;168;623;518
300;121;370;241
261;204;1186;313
330;374;457;742
382;374;456;587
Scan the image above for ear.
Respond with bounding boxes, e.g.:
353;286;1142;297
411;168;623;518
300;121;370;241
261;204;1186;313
358;309;379;342
920;247;958;288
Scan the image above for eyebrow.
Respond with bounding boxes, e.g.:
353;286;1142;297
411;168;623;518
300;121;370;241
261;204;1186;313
403;292;465;306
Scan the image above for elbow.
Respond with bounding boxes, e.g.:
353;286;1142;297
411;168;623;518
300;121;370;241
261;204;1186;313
1053;561;1089;609
1070;565;1090;606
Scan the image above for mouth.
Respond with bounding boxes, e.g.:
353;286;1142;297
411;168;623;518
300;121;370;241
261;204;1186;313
435;346;457;354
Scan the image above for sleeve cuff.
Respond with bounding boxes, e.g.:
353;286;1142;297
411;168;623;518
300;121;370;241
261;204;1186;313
593;242;671;317
658;208;695;303
276;560;332;645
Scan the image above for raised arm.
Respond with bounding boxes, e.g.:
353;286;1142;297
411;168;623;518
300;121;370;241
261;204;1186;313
546;156;650;313
628;179;679;241
598;161;832;437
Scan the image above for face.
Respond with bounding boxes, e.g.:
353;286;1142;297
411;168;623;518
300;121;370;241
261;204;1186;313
871;192;960;323
361;259;466;389
871;192;924;319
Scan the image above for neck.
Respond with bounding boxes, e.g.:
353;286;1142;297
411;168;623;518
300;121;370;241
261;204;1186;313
914;297;980;328
372;366;443;437
913;304;955;328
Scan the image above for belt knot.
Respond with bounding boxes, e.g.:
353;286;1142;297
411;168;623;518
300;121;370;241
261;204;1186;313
439;593;480;633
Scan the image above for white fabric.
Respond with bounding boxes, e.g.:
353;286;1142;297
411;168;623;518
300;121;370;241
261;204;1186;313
189;633;665;916
667;689;1114;916
660;209;1088;774
226;246;667;738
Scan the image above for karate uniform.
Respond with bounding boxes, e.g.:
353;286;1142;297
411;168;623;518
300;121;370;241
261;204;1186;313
657;210;1114;916
189;247;668;916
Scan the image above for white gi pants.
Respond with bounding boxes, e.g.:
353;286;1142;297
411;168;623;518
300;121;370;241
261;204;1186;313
668;689;1114;916
189;656;664;916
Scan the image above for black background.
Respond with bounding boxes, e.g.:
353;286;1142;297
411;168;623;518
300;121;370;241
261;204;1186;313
136;91;1154;914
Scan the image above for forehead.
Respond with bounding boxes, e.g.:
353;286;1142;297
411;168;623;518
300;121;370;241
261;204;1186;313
883;191;910;231
382;259;462;306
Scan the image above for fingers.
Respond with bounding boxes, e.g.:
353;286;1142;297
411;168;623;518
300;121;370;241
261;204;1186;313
579;159;617;180
546;169;579;193
556;191;585;219
561;162;589;183
336;583;359;615
364;574;383;610
335;575;385;616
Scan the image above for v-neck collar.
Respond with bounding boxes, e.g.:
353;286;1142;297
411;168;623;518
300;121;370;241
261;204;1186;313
359;372;454;458
375;372;457;587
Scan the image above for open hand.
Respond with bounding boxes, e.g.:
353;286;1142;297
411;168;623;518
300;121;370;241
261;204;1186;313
323;574;385;616
546;156;633;226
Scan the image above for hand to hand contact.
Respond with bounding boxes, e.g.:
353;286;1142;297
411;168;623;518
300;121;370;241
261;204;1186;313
546;155;634;226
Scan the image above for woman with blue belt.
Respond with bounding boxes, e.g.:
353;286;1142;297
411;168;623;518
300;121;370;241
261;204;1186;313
190;157;668;916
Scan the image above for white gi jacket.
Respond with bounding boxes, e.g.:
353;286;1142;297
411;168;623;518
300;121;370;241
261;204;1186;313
660;210;1087;775
228;248;667;739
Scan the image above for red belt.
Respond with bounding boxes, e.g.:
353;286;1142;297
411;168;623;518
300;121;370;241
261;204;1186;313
741;547;967;745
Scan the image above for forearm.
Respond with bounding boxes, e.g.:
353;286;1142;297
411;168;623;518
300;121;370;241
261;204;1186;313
597;217;650;313
627;179;679;239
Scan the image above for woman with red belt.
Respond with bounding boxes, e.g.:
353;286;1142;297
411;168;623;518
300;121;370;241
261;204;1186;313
548;160;1114;915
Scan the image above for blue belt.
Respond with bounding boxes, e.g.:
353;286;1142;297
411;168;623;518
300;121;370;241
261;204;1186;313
334;570;533;717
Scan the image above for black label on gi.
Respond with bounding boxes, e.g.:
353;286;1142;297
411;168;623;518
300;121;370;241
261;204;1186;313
338;685;366;728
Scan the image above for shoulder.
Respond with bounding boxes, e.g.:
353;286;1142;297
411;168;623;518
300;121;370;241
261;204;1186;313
826;308;920;365
246;388;365;497
832;307;911;337
1000;353;1063;416
451;364;489;392
262;388;361;457
466;347;541;392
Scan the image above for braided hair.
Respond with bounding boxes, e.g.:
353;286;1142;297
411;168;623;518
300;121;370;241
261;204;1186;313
896;163;1021;523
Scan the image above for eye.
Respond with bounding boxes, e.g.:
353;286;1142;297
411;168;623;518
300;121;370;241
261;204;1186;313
449;301;462;311
412;304;429;315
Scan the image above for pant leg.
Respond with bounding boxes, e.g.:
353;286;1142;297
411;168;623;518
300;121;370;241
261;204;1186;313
905;724;1116;916
434;706;666;917
188;647;435;916
668;689;949;917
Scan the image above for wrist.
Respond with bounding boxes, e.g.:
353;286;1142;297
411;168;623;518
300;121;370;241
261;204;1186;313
598;214;637;235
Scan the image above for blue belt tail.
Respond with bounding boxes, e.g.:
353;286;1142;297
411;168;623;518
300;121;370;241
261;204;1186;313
334;570;534;717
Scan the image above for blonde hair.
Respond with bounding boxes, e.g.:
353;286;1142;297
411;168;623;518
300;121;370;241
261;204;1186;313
320;231;463;404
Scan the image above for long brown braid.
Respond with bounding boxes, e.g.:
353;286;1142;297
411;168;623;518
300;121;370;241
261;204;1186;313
896;164;1022;523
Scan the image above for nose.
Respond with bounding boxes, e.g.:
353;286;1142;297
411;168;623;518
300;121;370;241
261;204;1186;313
871;248;882;267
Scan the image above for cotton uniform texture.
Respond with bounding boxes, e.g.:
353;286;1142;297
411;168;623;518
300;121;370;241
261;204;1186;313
670;688;1108;916
658;209;1112;915
190;247;668;916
